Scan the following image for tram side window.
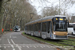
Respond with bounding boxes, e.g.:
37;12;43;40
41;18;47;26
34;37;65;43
36;23;41;31
29;25;31;31
28;25;29;31
25;26;27;30
27;25;28;31
34;24;36;31
38;23;41;31
32;25;33;31
33;23;41;31
35;23;39;31
27;26;28;31
46;21;50;32
35;23;38;31
28;25;30;31
31;25;33;31
28;26;29;31
26;26;27;30
30;25;31;31
42;22;46;32
33;24;35;31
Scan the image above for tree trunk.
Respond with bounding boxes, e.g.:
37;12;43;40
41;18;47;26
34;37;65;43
0;0;3;34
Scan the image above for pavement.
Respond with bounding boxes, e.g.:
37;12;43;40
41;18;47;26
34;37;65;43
0;31;57;50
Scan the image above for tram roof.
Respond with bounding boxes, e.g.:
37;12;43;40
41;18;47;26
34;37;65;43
25;15;67;25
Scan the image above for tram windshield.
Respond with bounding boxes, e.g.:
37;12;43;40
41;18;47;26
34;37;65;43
54;22;67;31
14;26;20;29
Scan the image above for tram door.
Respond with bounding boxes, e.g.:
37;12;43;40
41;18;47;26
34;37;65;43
50;22;53;38
47;21;51;38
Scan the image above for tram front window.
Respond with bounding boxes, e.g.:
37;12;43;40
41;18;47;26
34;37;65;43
54;22;67;31
14;26;19;30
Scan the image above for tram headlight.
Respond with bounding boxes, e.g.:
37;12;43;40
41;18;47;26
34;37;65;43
54;32;56;34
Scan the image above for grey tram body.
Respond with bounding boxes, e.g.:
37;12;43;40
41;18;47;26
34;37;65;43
25;15;68;39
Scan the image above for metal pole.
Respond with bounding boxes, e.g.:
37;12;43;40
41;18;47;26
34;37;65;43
59;0;60;15
64;0;66;15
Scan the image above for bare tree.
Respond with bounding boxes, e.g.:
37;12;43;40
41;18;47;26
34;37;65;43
0;0;38;31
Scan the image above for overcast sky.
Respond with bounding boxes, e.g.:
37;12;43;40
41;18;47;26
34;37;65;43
29;0;75;16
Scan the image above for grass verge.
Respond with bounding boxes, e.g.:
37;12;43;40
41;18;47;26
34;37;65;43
22;32;75;50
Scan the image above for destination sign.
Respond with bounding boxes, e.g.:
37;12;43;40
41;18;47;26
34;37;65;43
55;18;66;21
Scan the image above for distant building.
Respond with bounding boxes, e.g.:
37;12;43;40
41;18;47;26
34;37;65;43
71;16;75;23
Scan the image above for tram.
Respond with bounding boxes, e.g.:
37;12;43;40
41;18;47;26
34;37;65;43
25;15;68;39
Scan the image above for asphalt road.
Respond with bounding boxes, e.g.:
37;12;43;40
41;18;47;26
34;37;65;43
0;31;57;50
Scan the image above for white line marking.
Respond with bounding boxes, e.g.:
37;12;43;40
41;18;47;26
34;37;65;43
11;39;21;50
27;46;29;48
11;45;15;50
47;46;50;48
7;39;10;44
16;44;21;50
40;46;43;48
34;46;36;48
11;39;15;45
4;46;6;48
7;39;15;50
